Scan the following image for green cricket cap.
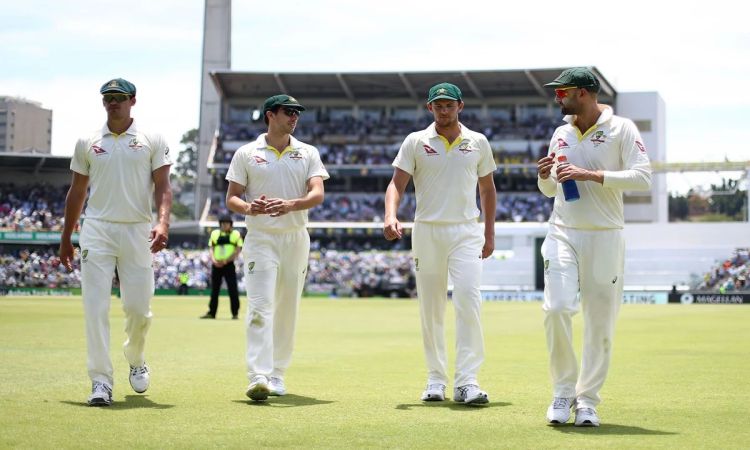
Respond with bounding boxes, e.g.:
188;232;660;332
100;78;136;96
427;82;462;103
262;94;306;113
544;67;601;93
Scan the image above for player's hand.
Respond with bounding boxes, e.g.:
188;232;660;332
383;218;403;241
265;198;294;217
248;195;269;216
556;161;589;183
59;238;76;271
481;235;494;259
537;152;556;180
149;223;169;253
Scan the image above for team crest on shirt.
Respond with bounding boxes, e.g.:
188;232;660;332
590;131;606;146
288;151;303;160
544;259;549;274
635;141;647;153
128;138;144;149
422;145;439;156
557;138;569;149
247;262;255;273
81;249;88;262
414;258;419;271
457;141;476;155
253;155;269;165
91;145;107;155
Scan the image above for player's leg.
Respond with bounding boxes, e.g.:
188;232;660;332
271;229;309;379
226;263;240;318
79;219;118;387
448;222;485;390
576;229;625;410
412;222;450;387
243;231;277;386
118;223;154;370
541;224;581;399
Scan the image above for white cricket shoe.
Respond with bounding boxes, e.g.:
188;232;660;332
420;383;446;401
268;377;286;396
87;382;112;406
574;407;601;427
129;364;150;394
246;375;270;401
546;397;575;424
453;384;489;404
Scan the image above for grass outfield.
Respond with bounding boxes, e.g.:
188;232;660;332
0;296;748;449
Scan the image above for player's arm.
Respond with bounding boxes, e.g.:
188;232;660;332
59;172;89;271
478;173;496;259
384;167;411;240
264;176;325;217
227;181;268;216
150;165;172;253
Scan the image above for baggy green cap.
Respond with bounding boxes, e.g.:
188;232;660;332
427;82;462;103
262;94;306;113
544;67;601;93
100;78;136;96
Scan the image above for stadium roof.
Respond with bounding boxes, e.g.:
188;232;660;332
210;67;616;103
0;152;71;171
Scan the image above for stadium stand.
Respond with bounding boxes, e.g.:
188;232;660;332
0;182;69;232
695;248;750;292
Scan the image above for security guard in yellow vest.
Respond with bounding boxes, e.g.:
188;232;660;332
201;214;243;319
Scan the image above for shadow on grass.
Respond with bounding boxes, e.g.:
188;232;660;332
60;395;175;410
549;423;677;435
232;393;335;408
395;401;512;411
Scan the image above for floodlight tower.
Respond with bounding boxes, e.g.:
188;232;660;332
196;0;231;219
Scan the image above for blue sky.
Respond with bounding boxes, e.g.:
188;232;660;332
2;0;748;192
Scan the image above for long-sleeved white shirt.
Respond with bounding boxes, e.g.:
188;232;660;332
538;106;652;229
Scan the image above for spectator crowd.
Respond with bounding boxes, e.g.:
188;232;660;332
696;248;750;292
0;183;69;232
0;247;416;298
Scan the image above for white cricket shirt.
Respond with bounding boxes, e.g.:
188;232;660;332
71;120;172;223
226;134;329;231
538;106;652;229
393;123;497;223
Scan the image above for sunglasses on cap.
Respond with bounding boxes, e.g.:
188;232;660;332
102;93;131;103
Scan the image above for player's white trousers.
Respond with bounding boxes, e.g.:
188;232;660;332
244;228;310;381
541;223;625;409
79;219;154;386
412;221;485;387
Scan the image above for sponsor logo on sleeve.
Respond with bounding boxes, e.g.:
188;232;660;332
91;145;107;155
635;141;647;153
253;155;269;165
557;138;569;149
422;145;439;156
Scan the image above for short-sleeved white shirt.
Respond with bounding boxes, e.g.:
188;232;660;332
538;106;652;229
70;120;172;223
393;123;497;223
225;134;329;231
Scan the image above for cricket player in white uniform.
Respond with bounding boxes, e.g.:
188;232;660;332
384;83;497;405
537;68;652;426
59;78;173;406
225;94;329;401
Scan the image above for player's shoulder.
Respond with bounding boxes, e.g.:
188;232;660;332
237;135;266;154
460;125;489;142
290;136;319;154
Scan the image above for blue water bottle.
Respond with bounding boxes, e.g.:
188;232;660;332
557;155;580;202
